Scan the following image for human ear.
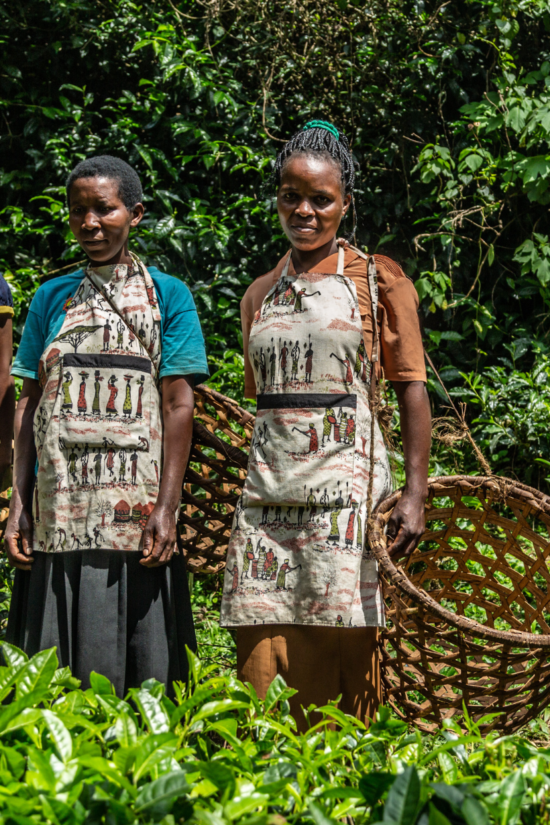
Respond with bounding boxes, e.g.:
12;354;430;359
341;193;352;215
130;203;145;227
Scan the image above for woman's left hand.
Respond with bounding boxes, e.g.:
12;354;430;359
386;490;426;561
386;381;431;563
140;503;178;567
140;376;195;568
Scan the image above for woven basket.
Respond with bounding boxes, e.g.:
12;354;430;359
368;475;550;734
179;384;254;575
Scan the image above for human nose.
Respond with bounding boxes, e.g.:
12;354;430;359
295;198;314;217
81;210;100;230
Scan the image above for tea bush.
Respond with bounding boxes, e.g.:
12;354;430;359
0;640;549;825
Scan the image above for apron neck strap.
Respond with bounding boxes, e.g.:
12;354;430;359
281;250;292;280
344;242;380;364
336;243;345;276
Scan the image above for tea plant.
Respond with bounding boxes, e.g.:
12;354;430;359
0;641;549;825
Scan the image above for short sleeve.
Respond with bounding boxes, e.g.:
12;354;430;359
0;274;14;317
377;267;426;383
153;273;209;383
12;296;44;380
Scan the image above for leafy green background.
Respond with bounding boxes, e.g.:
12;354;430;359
3;1;550;817
3;0;550;486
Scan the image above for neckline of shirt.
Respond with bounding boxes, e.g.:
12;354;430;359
272;247;360;283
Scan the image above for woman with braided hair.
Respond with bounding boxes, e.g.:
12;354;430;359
221;121;431;730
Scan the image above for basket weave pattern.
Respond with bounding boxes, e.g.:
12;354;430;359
179;385;253;575
368;476;550;733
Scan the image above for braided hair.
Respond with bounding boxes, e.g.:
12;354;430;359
274;120;357;239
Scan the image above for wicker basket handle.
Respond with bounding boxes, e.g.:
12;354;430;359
369;477;550;649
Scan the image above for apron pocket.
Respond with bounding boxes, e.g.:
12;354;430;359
242;392;357;507
58;353;153;450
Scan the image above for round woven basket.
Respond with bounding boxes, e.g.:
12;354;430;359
368;476;550;734
179;385;253;575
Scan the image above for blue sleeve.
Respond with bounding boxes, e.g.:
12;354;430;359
0;274;14;317
12;290;45;380
152;271;209;383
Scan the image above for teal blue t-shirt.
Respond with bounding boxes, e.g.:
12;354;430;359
12;266;209;384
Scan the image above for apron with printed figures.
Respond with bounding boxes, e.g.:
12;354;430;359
220;244;392;628
33;254;162;553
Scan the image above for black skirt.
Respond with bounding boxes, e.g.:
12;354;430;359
6;549;196;696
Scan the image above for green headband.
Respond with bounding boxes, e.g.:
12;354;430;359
303;120;339;140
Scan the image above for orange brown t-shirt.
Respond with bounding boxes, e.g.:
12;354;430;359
241;247;426;399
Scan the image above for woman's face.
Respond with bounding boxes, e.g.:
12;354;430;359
68;176;144;265
277;154;351;252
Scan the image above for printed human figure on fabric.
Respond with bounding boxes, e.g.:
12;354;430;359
221;252;392;629
33;257;163;553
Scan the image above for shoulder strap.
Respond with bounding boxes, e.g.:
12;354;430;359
347;243;379;365
84;261;160;381
366;256;379;364
336;244;345;276
280;250;292;280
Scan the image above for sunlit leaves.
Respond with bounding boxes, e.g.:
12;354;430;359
0;641;548;823
513;233;550;285
413;145;455;184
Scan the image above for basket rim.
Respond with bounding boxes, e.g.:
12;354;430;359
368;475;550;649
194;383;255;427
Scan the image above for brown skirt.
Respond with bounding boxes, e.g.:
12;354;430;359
237;623;380;732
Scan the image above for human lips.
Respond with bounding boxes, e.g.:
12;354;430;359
82;238;107;246
290;224;317;234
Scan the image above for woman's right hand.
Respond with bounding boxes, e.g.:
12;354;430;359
4;505;34;571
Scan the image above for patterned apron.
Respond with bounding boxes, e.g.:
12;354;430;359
220;243;392;628
32;254;163;553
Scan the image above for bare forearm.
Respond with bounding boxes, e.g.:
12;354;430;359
157;376;194;512
385;381;431;559
393;380;431;497
12;381;41;509
0;373;15;464
0;318;15;471
5;378;40;569
140;376;194;567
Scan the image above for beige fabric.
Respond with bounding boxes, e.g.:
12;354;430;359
33;256;163;553
241;248;426;399
237;624;381;732
220;249;391;628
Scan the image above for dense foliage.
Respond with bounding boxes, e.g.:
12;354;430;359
0;0;550;484
5;3;550;815
0;640;549;825
2;0;550;484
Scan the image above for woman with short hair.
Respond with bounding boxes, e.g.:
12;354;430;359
5;155;208;694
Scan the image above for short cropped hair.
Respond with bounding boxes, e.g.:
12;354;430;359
66;155;143;208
